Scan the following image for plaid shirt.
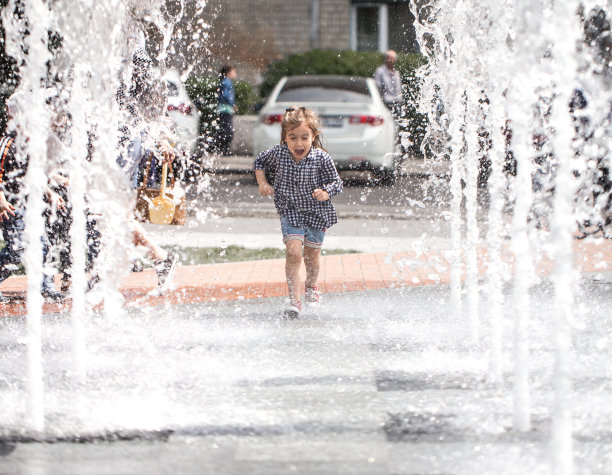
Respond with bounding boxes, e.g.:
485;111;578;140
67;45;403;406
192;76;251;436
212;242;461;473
254;144;343;230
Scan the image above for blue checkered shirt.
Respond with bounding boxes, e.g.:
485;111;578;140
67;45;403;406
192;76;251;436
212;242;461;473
254;144;343;230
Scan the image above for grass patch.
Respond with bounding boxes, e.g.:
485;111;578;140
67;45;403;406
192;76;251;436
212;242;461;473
168;245;359;266
0;244;360;276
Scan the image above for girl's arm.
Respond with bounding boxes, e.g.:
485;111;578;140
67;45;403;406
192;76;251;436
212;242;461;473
254;147;278;196
255;169;273;196
319;155;343;198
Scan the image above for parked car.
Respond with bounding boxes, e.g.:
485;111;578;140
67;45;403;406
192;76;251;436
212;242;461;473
253;75;398;182
163;69;200;155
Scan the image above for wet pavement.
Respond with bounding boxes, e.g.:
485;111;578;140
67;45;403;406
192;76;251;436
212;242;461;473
1;283;611;474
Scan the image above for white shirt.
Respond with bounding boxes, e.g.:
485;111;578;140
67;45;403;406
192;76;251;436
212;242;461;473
374;65;403;104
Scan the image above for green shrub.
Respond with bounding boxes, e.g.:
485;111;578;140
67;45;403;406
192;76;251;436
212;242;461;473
185;74;217;152
259;50;428;158
235;80;259;115
259;50;426;97
185;75;259;118
185;74;259;153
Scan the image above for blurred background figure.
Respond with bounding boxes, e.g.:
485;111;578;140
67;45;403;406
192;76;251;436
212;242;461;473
114;32;179;292
0;132;66;302
215;65;237;156
374;50;403;119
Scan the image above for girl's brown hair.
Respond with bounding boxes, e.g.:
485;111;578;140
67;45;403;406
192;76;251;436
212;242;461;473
280;106;325;150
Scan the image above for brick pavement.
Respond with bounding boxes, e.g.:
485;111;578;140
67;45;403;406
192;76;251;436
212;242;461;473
0;238;610;318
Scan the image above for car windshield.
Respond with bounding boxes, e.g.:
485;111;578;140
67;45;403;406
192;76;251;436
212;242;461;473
276;77;372;103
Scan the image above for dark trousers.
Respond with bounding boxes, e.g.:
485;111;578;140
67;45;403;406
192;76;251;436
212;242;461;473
0;209;54;291
385;102;402;149
385;102;402;121
216;113;234;155
50;206;101;281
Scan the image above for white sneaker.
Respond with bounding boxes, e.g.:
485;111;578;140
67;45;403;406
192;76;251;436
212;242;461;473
155;252;179;293
305;286;320;307
283;301;301;319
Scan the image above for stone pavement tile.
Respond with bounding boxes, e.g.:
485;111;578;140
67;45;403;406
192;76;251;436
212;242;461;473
574;238;612;272
263;282;286;299
246;259;270;284
353;253;385;290
420;251;452;284
534;251;554;277
373;253;399;287
227;259;257;287
337;254;368;292
261;258;288;298
322;254;344;283
388;251;434;285
216;262;243;288
416;263;445;285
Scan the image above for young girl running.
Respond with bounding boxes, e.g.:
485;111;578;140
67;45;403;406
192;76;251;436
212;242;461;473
254;106;343;318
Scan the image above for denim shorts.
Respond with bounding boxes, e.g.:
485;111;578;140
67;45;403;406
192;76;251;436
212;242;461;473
280;215;325;248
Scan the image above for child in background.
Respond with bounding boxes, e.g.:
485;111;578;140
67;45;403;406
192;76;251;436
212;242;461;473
254;106;343;318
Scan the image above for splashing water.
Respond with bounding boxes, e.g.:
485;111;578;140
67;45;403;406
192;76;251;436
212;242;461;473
1;0;204;431
410;0;611;473
0;1;610;473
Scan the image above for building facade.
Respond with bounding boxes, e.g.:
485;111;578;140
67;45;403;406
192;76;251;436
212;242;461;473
198;0;418;82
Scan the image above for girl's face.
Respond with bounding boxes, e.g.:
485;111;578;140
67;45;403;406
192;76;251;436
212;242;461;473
285;123;315;161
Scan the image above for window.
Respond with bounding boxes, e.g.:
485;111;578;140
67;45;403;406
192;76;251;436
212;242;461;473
277;77;372;103
388;3;418;52
350;1;417;53
355;6;379;51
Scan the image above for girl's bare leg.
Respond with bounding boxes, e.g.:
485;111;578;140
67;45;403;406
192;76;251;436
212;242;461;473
303;246;320;289
131;221;167;261
285;239;303;304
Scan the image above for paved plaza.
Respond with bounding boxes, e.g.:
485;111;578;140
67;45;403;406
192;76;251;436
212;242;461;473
0;216;611;473
1;282;611;474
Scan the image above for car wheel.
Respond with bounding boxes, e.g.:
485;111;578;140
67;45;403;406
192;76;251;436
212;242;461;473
373;168;396;186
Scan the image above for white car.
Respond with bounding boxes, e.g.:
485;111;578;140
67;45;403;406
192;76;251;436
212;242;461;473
253;75;398;182
163;69;200;155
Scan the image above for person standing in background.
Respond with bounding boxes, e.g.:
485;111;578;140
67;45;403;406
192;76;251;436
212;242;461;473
215;65;237;156
0;133;66;302
374;50;403;118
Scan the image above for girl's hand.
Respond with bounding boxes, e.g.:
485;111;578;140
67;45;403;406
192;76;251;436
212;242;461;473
0;198;15;222
259;182;274;196
45;188;66;211
158;140;175;163
312;188;329;201
49;172;70;187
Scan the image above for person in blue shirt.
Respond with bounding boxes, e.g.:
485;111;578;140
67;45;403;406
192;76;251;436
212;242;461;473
254;106;343;318
215;65;237;155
